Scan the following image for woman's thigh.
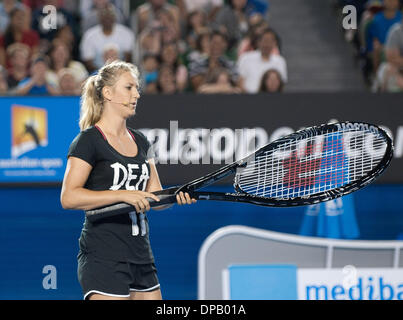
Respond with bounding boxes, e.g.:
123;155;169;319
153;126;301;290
130;289;162;300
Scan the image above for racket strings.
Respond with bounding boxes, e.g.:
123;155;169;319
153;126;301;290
239;140;385;180
239;150;385;182
236;130;387;198
238;131;386;169
239;137;386;173
238;159;381;187
240;148;384;177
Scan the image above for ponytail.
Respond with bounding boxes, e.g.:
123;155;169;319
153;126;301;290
79;75;103;131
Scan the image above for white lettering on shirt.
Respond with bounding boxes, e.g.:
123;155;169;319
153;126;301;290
109;161;150;191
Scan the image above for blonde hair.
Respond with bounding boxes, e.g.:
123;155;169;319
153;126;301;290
6;42;30;58
79;60;140;131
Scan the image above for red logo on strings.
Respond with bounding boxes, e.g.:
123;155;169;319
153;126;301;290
282;138;346;189
282;144;322;189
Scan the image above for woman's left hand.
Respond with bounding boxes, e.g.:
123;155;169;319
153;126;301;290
176;191;197;205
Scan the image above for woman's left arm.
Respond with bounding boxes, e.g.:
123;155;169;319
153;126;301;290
145;158;164;193
146;158;196;209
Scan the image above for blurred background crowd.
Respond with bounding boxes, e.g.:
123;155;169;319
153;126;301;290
339;0;403;92
0;0;402;96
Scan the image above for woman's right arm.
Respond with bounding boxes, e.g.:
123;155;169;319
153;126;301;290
60;157;160;212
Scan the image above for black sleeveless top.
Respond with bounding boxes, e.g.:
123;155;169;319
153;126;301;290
67;126;154;263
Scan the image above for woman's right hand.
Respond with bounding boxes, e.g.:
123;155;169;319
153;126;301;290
119;190;160;213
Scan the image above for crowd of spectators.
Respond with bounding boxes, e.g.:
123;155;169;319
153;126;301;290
0;0;288;96
336;0;403;92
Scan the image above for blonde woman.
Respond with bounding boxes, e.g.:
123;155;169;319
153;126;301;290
60;60;196;300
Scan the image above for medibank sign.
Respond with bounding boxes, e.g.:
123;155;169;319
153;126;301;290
298;268;403;300
225;264;403;300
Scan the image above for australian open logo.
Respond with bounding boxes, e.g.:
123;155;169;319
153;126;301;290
11;105;48;158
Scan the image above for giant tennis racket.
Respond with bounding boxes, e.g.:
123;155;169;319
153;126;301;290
85;121;393;222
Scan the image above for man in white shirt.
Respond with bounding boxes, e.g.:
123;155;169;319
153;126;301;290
80;4;135;72
237;28;287;93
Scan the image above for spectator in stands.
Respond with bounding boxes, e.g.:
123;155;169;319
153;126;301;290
157;7;181;46
156;64;177;93
176;0;223;21
185;10;208;50
258;68;284;93
0;66;9;95
6;43;30;90
61;0;81;17
46;39;88;89
237;12;271;57
58;67;81;95
386;20;403;69
358;0;384;49
102;42;120;63
141;52;159;93
245;0;270;19
138;6;185;69
80;0;128;21
356;0;384;85
80;4;135;72
87;43;121;77
136;5;186;66
22;0;46;11
197;67;241;93
213;0;249;50
160;41;188;92
374;20;403;92
0;7;39;66
81;0;126;33
0;0;28;34
186;28;211;65
188;30;239;91
133;0;180;35
15;55;58;95
54;25;79;61
139;20;164;59
237;27;287;93
375;62;403;91
366;0;401;72
31;0;78;54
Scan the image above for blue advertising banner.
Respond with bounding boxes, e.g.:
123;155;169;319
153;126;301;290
226;264;298;300
0;97;80;184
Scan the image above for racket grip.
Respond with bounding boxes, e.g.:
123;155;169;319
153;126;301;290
148;193;178;207
85;187;178;223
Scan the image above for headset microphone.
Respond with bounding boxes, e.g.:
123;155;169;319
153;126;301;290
105;99;130;107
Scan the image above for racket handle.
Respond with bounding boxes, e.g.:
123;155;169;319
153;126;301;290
85;187;178;223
